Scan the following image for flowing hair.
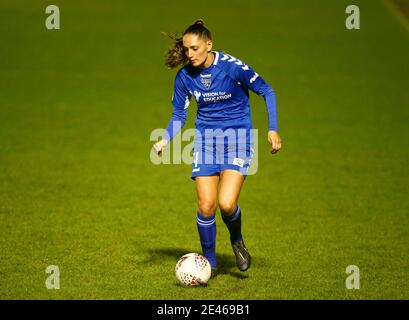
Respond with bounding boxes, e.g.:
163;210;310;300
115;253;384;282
164;19;212;69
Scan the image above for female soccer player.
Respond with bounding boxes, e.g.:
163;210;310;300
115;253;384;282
153;20;281;275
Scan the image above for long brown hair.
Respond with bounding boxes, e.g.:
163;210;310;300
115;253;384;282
164;20;212;69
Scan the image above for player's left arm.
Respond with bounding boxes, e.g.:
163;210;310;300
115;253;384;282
234;61;282;154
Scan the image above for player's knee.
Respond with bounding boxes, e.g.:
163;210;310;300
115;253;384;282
219;200;237;215
198;201;217;217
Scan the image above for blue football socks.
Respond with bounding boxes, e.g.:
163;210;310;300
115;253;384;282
196;212;217;268
221;205;243;244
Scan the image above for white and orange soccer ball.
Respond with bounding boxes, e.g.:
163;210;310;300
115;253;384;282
175;253;211;287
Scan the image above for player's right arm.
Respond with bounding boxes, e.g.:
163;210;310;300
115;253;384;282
153;70;191;154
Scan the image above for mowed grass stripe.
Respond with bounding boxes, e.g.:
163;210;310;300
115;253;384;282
384;0;409;33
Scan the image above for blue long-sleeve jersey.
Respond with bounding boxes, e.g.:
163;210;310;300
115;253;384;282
164;51;278;141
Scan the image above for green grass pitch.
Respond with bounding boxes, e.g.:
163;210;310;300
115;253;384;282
1;0;408;299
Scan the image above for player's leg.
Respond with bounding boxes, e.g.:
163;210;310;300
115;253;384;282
218;169;251;271
195;175;219;269
218;169;245;242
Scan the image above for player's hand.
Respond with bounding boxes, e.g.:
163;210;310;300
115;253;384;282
153;139;168;155
268;130;282;154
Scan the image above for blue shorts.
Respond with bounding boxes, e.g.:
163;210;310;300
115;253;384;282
191;126;254;180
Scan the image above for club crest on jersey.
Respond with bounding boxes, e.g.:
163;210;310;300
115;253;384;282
200;74;212;89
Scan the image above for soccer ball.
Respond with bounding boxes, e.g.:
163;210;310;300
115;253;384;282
175;253;211;287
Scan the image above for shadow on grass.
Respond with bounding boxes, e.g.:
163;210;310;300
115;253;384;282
140;247;250;280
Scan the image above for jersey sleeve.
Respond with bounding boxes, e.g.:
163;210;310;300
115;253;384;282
232;60;278;131
163;71;191;141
